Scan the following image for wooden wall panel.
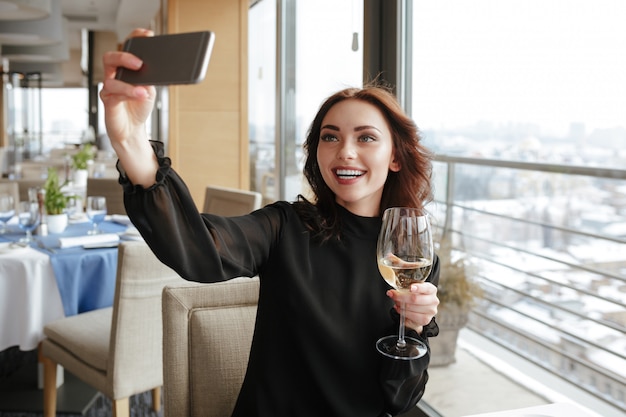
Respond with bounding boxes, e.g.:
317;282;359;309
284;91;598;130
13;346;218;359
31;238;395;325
167;0;248;207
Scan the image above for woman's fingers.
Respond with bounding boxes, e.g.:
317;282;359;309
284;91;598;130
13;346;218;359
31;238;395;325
102;50;143;80
387;282;439;327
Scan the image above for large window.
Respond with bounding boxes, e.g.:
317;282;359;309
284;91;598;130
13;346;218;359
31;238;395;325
411;2;626;413
249;0;363;202
41;88;89;152
411;0;626;168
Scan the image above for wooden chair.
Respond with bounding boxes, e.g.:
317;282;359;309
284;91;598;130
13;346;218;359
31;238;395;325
40;241;184;417
0;178;45;202
87;177;125;215
161;277;260;417
202;185;262;216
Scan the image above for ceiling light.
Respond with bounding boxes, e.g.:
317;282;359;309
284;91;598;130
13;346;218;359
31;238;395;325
0;0;51;20
0;0;62;45
1;18;70;62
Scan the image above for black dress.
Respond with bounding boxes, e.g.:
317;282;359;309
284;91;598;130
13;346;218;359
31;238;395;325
120;141;440;417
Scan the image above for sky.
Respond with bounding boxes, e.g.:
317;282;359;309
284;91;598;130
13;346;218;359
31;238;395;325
411;0;626;135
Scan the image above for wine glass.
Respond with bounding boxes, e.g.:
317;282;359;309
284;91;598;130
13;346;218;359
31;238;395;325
65;194;83;220
86;196;107;235
376;207;434;360
0;194;15;234
18;201;41;244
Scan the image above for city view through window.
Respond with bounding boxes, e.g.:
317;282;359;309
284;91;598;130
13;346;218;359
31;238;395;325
412;1;625;412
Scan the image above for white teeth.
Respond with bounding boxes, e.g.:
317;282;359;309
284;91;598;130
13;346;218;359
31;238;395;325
336;169;364;178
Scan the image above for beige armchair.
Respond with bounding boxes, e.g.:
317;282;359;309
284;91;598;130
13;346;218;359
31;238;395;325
202;185;262;216
40;241;184;417
161;277;260;417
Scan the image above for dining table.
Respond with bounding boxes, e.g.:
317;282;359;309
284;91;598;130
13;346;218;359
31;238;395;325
0;214;138;352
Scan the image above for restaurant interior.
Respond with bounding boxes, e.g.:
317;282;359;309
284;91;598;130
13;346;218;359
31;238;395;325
0;1;625;417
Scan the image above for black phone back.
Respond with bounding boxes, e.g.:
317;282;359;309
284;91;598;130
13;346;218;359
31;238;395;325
115;31;215;86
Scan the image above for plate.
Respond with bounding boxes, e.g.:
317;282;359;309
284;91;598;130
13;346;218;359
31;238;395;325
68;213;89;224
120;227;143;241
111;214;133;226
0;242;30;255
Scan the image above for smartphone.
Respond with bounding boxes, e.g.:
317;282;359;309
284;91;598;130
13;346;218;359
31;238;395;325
115;31;215;86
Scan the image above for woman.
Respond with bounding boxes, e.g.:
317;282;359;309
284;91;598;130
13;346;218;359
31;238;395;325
101;29;440;417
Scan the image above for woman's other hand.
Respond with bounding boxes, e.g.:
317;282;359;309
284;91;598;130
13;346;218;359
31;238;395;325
387;282;439;334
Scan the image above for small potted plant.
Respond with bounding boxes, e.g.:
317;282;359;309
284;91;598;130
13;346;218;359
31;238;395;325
430;235;483;366
43;168;69;234
71;143;95;186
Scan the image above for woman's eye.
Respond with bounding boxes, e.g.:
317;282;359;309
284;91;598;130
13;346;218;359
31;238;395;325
359;135;375;142
321;134;338;142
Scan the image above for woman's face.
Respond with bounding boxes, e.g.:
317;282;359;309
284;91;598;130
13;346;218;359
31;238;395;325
317;99;400;217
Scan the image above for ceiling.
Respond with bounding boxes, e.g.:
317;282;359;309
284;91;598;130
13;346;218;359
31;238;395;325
61;0;161;46
0;0;161;85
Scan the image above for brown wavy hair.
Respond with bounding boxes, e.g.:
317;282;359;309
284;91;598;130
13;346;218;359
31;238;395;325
294;84;434;241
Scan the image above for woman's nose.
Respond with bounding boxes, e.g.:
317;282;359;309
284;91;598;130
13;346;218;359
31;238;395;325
337;141;356;160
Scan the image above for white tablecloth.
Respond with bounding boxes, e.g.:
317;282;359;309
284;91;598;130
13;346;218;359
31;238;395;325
0;244;65;351
461;402;597;417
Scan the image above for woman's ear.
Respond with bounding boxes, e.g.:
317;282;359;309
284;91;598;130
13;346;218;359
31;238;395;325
389;155;401;172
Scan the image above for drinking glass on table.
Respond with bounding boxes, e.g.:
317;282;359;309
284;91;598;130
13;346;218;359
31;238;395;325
0;194;15;234
65;194;83;220
376;207;434;360
17;201;40;244
86;196;107;235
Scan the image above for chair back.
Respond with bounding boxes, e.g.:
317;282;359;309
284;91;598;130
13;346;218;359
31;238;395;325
107;241;184;396
162;277;260;417
202;185;262;216
0;178;46;202
87;177;125;215
0;181;19;211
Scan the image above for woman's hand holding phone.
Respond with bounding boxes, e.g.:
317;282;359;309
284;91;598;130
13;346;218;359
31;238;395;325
100;28;159;189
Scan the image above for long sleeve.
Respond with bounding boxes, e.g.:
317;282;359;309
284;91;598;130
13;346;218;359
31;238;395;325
119;141;275;282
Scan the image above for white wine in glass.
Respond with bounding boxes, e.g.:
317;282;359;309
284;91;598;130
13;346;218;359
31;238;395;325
376;207;433;360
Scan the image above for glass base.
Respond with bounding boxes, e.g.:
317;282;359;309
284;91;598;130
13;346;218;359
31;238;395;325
376;335;427;360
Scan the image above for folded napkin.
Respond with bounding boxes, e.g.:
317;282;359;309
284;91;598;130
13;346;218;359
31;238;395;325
59;233;120;249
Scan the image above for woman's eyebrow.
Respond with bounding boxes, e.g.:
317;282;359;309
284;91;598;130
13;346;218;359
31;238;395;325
355;125;382;133
321;124;340;131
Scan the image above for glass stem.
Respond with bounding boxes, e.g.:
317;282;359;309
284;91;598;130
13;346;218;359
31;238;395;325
397;302;407;350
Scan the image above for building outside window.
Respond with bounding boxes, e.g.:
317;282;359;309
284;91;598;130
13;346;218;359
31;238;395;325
410;1;626;413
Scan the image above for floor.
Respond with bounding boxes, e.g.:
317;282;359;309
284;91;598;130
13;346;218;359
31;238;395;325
422;341;549;416
421;329;620;417
0;347;161;417
1;331;619;417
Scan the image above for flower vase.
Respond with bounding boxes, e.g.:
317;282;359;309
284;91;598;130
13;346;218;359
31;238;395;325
73;169;88;187
47;213;69;234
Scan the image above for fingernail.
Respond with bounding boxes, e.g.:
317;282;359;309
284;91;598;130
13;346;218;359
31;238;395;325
134;87;149;98
130;58;143;69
